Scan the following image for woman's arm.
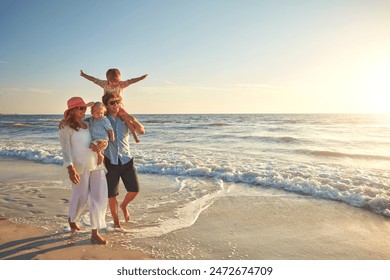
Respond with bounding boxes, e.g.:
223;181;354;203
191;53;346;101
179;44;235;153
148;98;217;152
59;127;73;167
89;140;108;152
59;127;80;184
67;165;80;184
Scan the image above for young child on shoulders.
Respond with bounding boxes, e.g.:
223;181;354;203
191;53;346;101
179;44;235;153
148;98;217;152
80;68;147;143
88;102;114;165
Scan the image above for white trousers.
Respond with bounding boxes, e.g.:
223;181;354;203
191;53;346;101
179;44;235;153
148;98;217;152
69;169;108;230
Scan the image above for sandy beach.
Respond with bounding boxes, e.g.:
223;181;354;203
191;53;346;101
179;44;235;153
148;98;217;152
1;158;390;260
0;219;153;260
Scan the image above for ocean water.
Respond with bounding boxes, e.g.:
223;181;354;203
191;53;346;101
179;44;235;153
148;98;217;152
1;113;390;221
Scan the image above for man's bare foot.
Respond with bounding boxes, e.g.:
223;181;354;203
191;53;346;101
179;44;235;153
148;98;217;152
134;136;140;143
120;203;130;222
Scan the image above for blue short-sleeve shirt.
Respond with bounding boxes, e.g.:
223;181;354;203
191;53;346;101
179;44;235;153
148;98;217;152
104;115;132;165
90;116;113;141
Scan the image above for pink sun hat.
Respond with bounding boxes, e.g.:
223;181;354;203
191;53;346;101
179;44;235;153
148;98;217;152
64;97;94;118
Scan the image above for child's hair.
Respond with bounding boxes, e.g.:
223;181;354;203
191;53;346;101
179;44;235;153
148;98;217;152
106;68;121;81
91;102;107;114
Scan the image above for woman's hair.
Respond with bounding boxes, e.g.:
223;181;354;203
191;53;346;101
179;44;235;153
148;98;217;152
106;68;121;81
65;109;81;131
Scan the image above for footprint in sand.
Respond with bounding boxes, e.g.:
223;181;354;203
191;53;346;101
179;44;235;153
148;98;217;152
56;214;68;218
60;198;69;203
26;203;34;207
30;210;44;214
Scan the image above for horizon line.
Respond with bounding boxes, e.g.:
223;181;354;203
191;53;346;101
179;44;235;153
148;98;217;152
2;112;390;116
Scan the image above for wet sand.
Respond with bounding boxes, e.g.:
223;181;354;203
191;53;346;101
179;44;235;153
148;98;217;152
1;158;390;260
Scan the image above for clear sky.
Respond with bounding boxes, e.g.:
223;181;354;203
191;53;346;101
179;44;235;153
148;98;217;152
0;0;389;114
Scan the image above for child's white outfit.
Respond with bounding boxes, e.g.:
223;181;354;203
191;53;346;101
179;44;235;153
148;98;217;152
92;79;132;95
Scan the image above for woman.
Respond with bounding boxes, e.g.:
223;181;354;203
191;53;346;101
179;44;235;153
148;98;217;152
59;97;108;244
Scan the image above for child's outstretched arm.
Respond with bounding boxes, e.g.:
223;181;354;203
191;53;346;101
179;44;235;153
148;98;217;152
80;70;98;83
122;74;148;88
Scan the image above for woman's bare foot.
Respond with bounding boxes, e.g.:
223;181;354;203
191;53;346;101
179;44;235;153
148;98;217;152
120;203;130;222
90;234;107;245
68;218;80;231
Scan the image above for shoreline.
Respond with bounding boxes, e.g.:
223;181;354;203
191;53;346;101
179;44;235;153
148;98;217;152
1;158;390;260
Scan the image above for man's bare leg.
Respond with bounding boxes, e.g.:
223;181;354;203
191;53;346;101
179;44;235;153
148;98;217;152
108;196;121;228
120;192;138;222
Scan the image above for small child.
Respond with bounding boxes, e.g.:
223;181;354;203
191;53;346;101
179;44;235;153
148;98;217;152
89;102;115;165
80;68;147;143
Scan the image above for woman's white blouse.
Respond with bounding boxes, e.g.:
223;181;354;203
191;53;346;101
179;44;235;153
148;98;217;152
59;125;103;174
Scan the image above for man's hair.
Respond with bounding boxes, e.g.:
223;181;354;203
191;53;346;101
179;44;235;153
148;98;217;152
102;92;122;106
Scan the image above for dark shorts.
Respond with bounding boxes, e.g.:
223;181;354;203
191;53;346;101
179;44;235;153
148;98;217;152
104;157;140;198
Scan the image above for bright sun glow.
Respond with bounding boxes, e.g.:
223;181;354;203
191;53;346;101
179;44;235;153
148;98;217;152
361;61;390;113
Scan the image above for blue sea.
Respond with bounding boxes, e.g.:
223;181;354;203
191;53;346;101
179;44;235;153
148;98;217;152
1;113;390;219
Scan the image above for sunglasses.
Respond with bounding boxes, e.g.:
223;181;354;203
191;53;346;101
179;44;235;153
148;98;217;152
76;106;87;111
108;100;121;106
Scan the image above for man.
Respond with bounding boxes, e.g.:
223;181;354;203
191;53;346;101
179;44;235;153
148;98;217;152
102;92;145;228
